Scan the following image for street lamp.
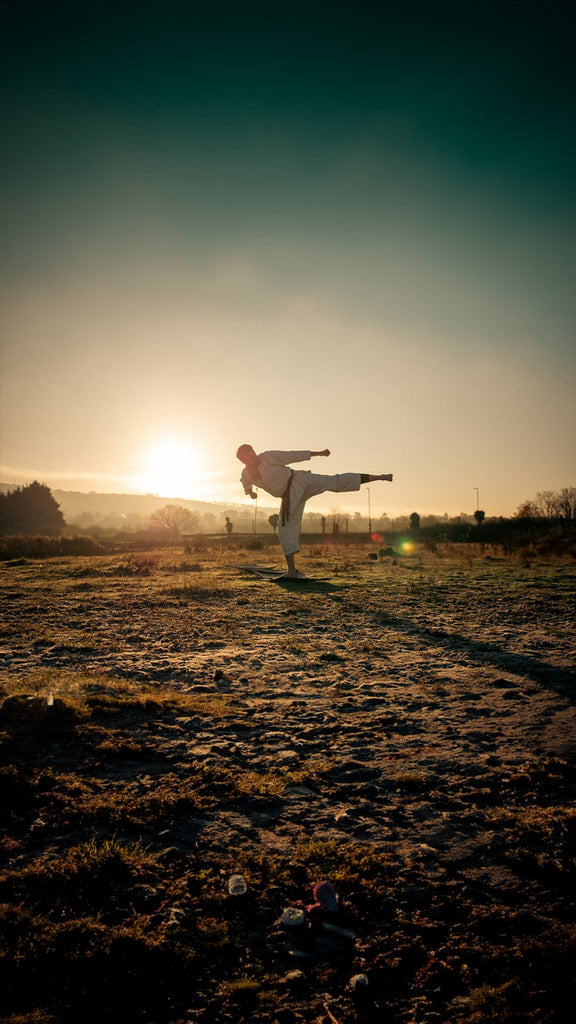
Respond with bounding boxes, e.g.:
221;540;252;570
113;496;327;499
474;487;480;511
367;487;372;535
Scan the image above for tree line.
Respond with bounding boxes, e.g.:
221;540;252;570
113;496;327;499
2;481;574;540
514;487;576;521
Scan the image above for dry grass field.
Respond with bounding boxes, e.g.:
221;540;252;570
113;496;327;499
0;539;575;1024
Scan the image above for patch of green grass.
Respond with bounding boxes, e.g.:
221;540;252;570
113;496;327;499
390;770;430;790
163;582;234;601
1;670;234;717
92;735;153;759
485;805;576;879
294;838;395;885
0;902;196;1023
27;768;226;832
108;557;156;576
0;837;154;914
453;921;576;1024
222;975;262;1001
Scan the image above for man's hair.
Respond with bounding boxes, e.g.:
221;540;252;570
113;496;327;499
236;444;254;461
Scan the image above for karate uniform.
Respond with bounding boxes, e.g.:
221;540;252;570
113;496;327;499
241;450;361;556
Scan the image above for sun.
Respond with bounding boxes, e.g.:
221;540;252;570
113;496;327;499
138;440;200;498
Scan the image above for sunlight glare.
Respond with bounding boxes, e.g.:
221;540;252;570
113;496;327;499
138;440;200;498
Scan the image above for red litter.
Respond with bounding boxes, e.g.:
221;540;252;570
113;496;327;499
309;880;338;912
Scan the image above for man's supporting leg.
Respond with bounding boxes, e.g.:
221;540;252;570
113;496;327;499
278;491;307;577
285;552;297;576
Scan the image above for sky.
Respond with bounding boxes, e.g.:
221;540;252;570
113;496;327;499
1;0;575;518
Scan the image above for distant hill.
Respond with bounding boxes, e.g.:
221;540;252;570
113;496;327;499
55;489;281;531
0;484;293;533
52;489;241;518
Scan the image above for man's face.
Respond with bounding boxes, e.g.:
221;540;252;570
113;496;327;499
236;445;256;465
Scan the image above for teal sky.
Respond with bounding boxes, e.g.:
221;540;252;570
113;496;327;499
1;0;575;517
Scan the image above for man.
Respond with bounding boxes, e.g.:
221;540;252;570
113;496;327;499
236;445;393;578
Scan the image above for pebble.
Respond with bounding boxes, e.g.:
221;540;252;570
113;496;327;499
228;874;247;895
349;973;369;990
280;907;306;928
282;969;306;986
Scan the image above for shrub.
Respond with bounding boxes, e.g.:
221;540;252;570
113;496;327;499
0;535;106;559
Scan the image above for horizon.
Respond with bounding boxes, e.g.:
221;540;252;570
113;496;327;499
1;476;572;522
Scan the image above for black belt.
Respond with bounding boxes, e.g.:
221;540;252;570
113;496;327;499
280;470;294;525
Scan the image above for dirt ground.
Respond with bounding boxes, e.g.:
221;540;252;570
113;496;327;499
0;541;575;1024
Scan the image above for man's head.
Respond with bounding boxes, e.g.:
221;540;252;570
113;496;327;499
236;444;256;464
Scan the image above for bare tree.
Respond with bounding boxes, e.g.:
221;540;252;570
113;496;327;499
517;488;575;521
515;500;538;518
534;490;560;518
149;505;198;537
557;486;576;520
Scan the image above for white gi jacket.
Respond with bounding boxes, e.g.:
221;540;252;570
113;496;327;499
240;450;311;498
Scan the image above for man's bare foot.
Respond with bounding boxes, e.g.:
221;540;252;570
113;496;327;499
278;570;307;579
284;554;300;577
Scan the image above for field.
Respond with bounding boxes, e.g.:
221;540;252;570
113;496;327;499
0;539;575;1024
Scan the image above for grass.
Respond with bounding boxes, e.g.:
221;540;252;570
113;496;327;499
0;542;575;1023
485;804;576;880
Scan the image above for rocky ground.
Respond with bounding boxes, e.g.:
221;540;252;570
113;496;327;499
0;541;575;1024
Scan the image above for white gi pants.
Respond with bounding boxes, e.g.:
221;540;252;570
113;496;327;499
278;471;361;555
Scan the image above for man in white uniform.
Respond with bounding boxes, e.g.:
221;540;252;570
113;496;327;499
236;445;393;578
